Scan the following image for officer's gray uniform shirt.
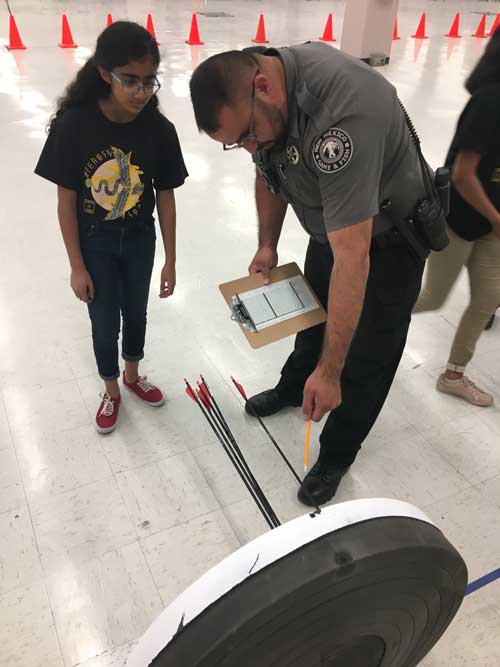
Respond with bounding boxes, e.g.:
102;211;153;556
258;42;426;244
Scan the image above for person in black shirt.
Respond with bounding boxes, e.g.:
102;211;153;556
36;22;188;433
414;31;500;407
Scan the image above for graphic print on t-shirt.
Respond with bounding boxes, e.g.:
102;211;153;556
491;167;500;184
84;146;145;221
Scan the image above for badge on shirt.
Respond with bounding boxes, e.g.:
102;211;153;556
312;127;353;174
286;144;300;165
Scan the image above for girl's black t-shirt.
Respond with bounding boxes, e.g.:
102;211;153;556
445;84;500;241
35;102;188;229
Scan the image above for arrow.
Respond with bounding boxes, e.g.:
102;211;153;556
231;376;321;515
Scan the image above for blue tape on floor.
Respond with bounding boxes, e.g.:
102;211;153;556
466;568;500;595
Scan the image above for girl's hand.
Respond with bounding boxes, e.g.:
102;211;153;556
71;268;94;304
160;262;176;298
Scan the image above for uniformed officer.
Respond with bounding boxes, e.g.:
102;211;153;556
189;42;427;505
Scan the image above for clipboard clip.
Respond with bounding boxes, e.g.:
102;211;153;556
230;294;257;333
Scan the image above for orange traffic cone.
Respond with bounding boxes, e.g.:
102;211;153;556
107;14;113;27
445;13;461;38
489;13;500;36
319;14;336;42
473;15;487;38
412;13;428;39
59;14;77;48
6;14;26;50
252;14;269;44
392;17;400;41
146;14;159;43
185;13;204;45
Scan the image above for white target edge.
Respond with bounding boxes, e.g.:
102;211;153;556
127;498;433;666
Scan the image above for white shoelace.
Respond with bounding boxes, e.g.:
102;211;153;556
136;376;155;393
99;392;115;416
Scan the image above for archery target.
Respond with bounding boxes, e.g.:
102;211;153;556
127;499;467;667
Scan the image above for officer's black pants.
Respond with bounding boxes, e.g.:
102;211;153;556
276;231;425;467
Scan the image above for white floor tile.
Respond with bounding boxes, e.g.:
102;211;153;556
223;481;308;545
77;376;220;473
142;509;239;606
0;581;63;667
365;402;415;447
0;447;25;513
65;335;100;382
332;430;471;508
480;405;500;437
2;380;91;438
0;322;77;392
46;543;161;667
194;436;296;507
116;452;220;538
420;591;500;667
482;579;500;619
385;367;479;436
0;504;43;595
425;413;500;486
13;424;112;502
201;332;290;389
424;475;500;582
0;396;13;450
31;478;136;574
405;311;459;372
72;641;137;667
139;337;222;400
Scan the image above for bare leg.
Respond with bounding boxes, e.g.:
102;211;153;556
104;379;120;399
124;360;140;384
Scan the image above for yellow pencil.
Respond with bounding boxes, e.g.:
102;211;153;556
304;420;311;472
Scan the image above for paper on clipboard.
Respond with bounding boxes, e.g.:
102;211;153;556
219;263;327;349
237;276;319;331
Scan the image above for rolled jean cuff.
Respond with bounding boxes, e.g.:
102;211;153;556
122;351;144;363
99;370;120;381
447;362;466;373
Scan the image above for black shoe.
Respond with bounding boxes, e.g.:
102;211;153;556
298;461;350;507
485;313;495;331
245;388;301;418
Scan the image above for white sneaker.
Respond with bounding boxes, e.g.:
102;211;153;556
436;374;494;407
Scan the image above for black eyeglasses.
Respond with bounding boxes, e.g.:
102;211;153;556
110;71;161;96
223;70;260;151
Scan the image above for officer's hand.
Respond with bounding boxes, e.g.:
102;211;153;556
248;246;278;285
71;268;94;304
302;367;342;422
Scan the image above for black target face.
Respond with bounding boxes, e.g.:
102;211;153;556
146;516;467;667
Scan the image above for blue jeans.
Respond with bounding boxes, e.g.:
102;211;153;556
80;223;156;380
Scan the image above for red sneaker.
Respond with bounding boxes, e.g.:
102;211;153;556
95;393;120;434
122;372;164;407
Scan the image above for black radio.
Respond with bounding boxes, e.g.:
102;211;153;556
413;167;450;252
392;101;450;258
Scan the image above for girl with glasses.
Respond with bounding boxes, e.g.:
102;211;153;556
35;21;188;433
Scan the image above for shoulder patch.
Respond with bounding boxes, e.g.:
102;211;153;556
312;128;353;174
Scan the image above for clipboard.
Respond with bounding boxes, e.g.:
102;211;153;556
219;263;327;349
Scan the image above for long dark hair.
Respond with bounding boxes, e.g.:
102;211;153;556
466;27;500;93
50;21;160;130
